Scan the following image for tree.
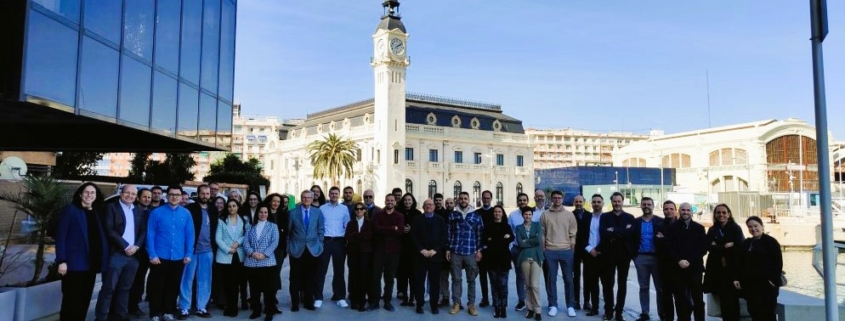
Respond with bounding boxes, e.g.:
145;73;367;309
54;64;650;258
143;153;196;186
128;152;151;180
52;152;103;178
204;154;270;192
0;175;69;284
307;134;359;186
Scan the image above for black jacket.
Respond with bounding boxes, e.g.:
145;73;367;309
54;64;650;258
598;211;636;259
481;220;513;271
629;215;665;258
185;202;219;253
411;214;448;262
102;201;147;254
268;208;290;258
666;219;708;272
573;208;590;253
703;220;745;293
738;234;783;288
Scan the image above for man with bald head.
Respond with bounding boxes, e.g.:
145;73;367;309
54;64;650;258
571;195;590;311
667;202;707;321
96;184;146;321
411;199;448;314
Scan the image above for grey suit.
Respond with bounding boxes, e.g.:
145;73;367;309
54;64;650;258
96;201;147;321
287;205;324;307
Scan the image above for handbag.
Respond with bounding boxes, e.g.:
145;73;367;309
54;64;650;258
779;271;787;287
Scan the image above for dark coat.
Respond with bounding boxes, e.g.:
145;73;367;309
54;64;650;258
573;208;591;253
703;220;745;293
345;217;374;253
411;214;448;262
597;211;636;259
55;204;109;272
666;219;708;272
102;201;147;254
481;220;513;271
737;234;783;288
268;209;290;258
185;202;219;253
629;215;665;258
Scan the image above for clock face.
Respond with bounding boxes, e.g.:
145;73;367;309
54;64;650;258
376;39;386;55
390;38;405;55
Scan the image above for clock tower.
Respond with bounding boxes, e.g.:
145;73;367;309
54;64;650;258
371;0;409;199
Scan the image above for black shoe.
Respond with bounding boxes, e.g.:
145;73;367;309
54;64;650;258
177;310;190;320
241;301;250;311
249;311;261;319
493;307;501;318
616;314;627;321
525;311;535;319
416;306;424;314
195;310;212;318
583;303;592;312
515;301;526;311
586;310;599;316
263;315;273;321
397;292;406;300
290;305;299;312
439;298;450;307
501;307;507;318
603;314;614;321
303;304;316;311
270;308;281;315
366;303;380;311
534;313;542;321
407;300;416;307
383;302;395;311
400;300;413;307
431;307;440;314
129;309;146;317
358;306;366;312
479;299;490;308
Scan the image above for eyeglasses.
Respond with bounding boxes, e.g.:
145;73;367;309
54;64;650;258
364;195;374;199
167;193;182;197
248;198;259;201
355;207;366;211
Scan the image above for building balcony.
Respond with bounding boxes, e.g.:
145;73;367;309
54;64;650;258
515;167;531;176
406;161;418;169
495;166;510;174
428;162;444;171
451;163;486;172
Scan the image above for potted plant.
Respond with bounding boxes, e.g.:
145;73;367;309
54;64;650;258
0;175;70;321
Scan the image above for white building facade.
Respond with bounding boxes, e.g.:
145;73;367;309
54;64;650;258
528;128;655;169
266;1;534;207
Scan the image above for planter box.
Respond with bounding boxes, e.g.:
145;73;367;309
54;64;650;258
0;288;18;321
7;280;62;321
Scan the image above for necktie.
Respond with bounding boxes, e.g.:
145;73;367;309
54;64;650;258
304;209;309;227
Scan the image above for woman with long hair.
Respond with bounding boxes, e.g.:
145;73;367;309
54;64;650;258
263;193;289;314
243;204;280;321
396;192;421;306
703;204;745;321
310;185;326;207
483;205;513;318
215;199;249;317
55;182;109;321
734;216;783;321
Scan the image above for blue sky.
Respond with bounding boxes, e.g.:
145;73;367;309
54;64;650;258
233;1;845;138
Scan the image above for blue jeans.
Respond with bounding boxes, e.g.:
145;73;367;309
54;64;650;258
544;249;575;308
179;251;213;311
95;254;139;321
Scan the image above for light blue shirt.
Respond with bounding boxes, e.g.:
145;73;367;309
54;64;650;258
320;202;350;237
147;204;195;261
639;219;655;253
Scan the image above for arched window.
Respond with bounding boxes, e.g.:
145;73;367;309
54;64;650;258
516;182;523;195
496;182;504;206
473;181;482;207
453;181;462;199
428;180;437;199
405;179;413;195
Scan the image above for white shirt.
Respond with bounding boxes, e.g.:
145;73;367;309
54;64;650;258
356;216;365;232
254;221;267;239
320;202;350;237
585;213;602;253
119;201;136;250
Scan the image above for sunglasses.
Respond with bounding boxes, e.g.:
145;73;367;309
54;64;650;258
364;195;374;199
355;207;366;211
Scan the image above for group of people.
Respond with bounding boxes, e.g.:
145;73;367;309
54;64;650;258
51;181;784;321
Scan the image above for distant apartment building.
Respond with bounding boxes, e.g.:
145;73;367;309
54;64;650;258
527;128;657;169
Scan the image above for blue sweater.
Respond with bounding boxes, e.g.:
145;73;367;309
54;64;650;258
147;204;195;261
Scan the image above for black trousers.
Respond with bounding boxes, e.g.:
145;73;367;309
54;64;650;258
128;251;149;311
372;251;400;304
581;253;601;311
147;259;184;317
601;256;631;316
487;269;509;308
218;254;244;313
744;283;778;321
657;260;677;320
397;248;416;301
316;238;346;301
674;268;704;321
414;258;441;308
60;270;96;321
478;260;490;303
715;280;742;321
271;253;285;308
573;249;585;306
347;251;375;307
248;266;277;315
289;249;318;307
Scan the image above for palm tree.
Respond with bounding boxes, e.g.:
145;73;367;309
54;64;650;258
307;133;360;187
0;175;69;284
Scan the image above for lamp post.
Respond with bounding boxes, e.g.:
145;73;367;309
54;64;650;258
614;170;619;191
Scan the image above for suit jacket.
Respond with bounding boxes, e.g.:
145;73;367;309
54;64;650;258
287;205;325;258
573;208;591;253
345;217;374;253
268;209;290;258
186;202;219;253
55;204;109;272
215;215;248;264
597;211;636;259
103;201;147;254
243;221;279;268
411;214;448;262
667;219;708;272
629;215;665;258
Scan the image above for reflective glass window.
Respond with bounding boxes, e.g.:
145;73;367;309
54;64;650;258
200;0;220;92
24;10;78;106
83;0;122;44
151;71;177;134
199;93;217;137
218;0;235;100
178;83;199;139
119;55;152;127
180;0;202;84
79;36;119;118
217;100;232;148
154;0;181;73
32;0;80;23
124;0;155;60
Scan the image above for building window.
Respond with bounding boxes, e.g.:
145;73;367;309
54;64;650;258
356;148;362;161
357;179;363;195
517;155;524;167
496;154;504;166
453;181;462;199
516;182;523;195
496;182;504;206
394;149;399;164
405;179;413;195
429;149;439;162
428;180;437;199
474;152;482;164
405;148;414;161
473;181;482;207
454;151;463;163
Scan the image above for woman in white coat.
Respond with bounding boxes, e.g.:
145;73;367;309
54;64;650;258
215;199;249;317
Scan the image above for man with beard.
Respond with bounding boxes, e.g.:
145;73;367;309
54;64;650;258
370;194;404;311
598;192;635;321
474;190;495;308
178;185;218;319
434;193;453;307
150;186;164;208
447;192;483;316
342;186;356;220
582;194;605;317
656;200;679;321
128;188;153;316
667;203;707;321
571;195;589;311
630;197;666;321
316;187;351;308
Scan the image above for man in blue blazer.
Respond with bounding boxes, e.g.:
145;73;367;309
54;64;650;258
95;184;147;321
287;190;325;311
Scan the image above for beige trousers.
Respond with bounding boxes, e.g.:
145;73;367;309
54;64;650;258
520;258;543;313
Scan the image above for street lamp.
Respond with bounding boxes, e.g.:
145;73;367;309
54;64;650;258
614;170;619;191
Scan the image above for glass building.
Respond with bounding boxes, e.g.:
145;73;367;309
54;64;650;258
0;0;236;152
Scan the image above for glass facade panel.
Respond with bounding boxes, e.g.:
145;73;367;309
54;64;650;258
151;71;177;134
199;93;217;140
79;36;119;118
216;100;232;148
201;0;220;92
154;0;181;73
178;83;199;139
180;0;203;84
119;55;152;127
218;0;236;100
83;0;122;44
124;0;155;60
32;0;80;22
24;10;78;106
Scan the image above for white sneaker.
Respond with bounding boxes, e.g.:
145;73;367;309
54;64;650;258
548;306;558;317
314;300;323;308
163;314;175;321
567;307;576;317
337;299;349;308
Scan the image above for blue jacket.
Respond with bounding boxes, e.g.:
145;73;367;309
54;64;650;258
287;205;324;258
146;204;195;261
243;221;279;268
215;216;248;264
54;204;109;272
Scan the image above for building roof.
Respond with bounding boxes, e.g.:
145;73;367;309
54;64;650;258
376;16;406;33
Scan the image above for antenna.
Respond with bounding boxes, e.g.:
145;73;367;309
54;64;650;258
706;68;712;128
0;157;29;179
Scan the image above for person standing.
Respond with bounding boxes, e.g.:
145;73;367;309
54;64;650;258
316;187;351;308
482;205;513;318
447;191;483;316
96;184;147;321
345;202;375;312
55;182;110;321
582;194;604;317
630;197;666;321
178;185;218;319
656;200;679;321
288;190;325;311
362;189;381;219
507;192;535;312
541;190;578;317
668;203;708;321
215;199;249;317
146;186;195;321
369;194;404;311
473;190;495;308
265;193;289;314
735;216;783;321
243;205;279;321
704;204;745;321
571;195;589;311
128;188;154;317
411;199;448;314
598;192;636;321
397;193;422;307
516;206;544;321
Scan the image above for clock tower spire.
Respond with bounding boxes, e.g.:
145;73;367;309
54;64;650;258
371;0;410;200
